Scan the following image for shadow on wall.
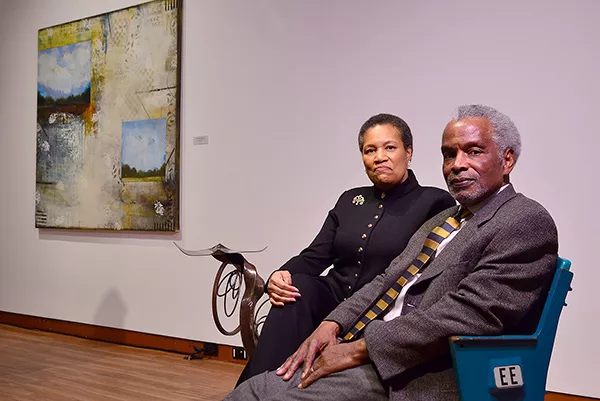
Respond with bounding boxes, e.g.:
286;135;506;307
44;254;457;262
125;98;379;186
38;228;182;246
93;288;127;342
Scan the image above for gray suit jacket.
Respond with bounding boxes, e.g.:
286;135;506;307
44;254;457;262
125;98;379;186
326;185;558;401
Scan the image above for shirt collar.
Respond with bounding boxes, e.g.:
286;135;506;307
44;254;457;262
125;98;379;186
465;183;510;215
373;169;419;201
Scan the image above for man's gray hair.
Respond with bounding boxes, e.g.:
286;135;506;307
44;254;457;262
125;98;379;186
453;104;522;163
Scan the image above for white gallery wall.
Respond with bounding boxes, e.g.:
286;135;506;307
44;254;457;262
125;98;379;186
0;0;597;397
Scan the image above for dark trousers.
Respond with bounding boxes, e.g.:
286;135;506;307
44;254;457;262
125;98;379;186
236;274;339;386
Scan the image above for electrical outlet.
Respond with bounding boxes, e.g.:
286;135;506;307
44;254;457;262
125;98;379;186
232;347;247;360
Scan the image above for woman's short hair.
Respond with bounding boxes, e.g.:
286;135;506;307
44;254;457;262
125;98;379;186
358;113;413;151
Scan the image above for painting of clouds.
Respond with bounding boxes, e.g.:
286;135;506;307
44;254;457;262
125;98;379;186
38;41;91;105
35;0;181;231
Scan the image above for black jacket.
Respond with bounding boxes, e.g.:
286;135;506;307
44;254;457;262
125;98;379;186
278;170;456;301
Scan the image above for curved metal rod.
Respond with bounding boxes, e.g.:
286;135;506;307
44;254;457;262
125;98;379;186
210;255;265;357
254;298;270;339
238;258;265;357
212;261;242;336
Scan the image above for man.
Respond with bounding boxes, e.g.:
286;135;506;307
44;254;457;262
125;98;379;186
224;105;558;401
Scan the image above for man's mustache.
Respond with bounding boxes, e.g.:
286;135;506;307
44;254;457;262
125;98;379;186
446;174;476;185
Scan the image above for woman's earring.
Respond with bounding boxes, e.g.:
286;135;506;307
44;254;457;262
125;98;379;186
408;160;412;168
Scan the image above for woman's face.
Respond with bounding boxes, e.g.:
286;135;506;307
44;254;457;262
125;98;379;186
362;124;412;190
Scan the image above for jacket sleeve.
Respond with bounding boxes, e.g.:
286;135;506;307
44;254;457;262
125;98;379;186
363;208;558;381
274;192;345;277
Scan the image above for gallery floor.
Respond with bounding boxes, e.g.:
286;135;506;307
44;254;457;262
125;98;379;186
1;323;590;401
0;324;243;400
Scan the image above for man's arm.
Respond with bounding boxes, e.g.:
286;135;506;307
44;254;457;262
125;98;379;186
275;320;372;389
364;207;558;381
275;215;448;388
273;200;448;386
324;213;446;333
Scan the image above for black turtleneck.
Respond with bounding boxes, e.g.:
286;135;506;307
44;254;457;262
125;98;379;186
278;170;456;302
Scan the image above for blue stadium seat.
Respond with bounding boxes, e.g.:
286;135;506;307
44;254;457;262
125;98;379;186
449;257;573;401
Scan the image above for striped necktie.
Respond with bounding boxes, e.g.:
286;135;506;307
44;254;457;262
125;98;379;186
343;207;472;341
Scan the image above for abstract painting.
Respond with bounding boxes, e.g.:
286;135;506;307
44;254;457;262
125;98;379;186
35;0;181;231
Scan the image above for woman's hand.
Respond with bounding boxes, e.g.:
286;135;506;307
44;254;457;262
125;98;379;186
276;321;341;381
267;271;301;306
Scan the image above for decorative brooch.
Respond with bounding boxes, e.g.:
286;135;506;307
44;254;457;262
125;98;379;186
352;194;365;206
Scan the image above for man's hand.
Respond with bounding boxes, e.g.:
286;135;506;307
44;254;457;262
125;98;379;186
276;321;341;380
267;271;301;306
298;339;370;389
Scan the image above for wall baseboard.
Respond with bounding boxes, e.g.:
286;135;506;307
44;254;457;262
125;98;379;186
546;394;598;401
0;310;596;400
0;310;245;365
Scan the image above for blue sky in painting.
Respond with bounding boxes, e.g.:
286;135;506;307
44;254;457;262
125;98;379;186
122;119;167;171
38;41;92;99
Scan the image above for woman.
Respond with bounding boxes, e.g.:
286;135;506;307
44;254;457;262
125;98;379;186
236;113;455;385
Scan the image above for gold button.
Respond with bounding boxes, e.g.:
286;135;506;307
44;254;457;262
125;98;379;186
378;204;383;209
358;247;363;253
348;285;352;290
361;233;367;239
354;273;358;278
357;260;361;265
381;193;386;199
367;223;373;228
374;215;379;219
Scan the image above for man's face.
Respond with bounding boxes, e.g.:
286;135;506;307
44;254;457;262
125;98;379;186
441;117;514;207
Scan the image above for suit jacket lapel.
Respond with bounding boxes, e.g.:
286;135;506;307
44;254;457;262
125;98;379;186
416;185;518;283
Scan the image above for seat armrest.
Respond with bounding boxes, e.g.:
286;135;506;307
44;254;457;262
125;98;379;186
450;335;538;348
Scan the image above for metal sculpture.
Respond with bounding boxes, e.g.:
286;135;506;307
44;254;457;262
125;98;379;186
174;243;267;357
